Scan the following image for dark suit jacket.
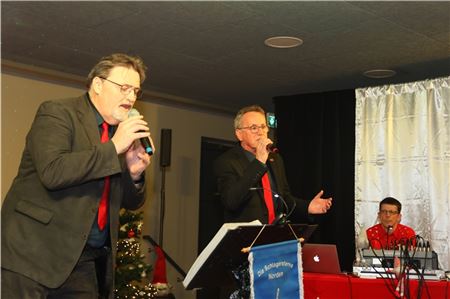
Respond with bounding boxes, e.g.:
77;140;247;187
1;94;145;295
213;145;309;224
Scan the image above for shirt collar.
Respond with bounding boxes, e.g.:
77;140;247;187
86;93;105;127
243;148;255;161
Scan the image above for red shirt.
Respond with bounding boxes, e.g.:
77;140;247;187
366;223;416;249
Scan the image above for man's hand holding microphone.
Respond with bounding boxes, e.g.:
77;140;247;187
111;108;154;181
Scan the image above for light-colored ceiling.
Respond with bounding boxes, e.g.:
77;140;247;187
2;1;450;114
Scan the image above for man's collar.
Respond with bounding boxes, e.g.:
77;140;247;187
86;92;104;126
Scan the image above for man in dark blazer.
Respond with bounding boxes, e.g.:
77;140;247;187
214;105;332;224
1;53;153;298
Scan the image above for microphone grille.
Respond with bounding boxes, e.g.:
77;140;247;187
128;108;140;117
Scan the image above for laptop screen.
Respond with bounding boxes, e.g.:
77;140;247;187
301;243;342;274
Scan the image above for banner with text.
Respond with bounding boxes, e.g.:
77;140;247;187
249;239;303;299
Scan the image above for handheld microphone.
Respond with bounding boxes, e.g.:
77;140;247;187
266;143;279;153
128;108;153;155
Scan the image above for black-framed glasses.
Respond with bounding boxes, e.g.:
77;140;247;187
379;210;399;216
99;77;143;99
238;124;268;134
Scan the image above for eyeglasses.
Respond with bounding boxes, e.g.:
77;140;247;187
238;124;269;134
379;210;399;216
99;77;143;99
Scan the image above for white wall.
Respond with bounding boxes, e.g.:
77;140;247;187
1;70;235;299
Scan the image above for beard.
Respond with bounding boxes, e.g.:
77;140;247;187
111;107;128;122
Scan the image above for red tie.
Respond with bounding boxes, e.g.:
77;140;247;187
98;122;110;230
261;172;275;224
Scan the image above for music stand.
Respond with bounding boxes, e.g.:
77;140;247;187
183;223;317;290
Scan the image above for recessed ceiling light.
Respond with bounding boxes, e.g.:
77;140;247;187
363;69;396;79
264;36;303;48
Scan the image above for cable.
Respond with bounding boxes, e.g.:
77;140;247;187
368;242;398;298
413;235;427;299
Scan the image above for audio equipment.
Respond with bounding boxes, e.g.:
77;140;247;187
353;266;445;280
362;248;439;270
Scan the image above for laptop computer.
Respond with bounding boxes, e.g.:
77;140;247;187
301;243;342;274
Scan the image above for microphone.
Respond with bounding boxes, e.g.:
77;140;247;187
249;187;296;225
266;143;279;153
387;225;393;234
386;225;393;249
128;108;153;155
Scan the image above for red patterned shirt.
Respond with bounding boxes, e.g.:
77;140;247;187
366;223;416;249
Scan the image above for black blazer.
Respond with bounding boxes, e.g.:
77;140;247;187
213;145;309;223
1;94;145;295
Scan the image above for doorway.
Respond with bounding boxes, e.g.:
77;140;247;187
197;137;235;299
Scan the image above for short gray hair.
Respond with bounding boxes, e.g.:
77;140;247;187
234;105;265;129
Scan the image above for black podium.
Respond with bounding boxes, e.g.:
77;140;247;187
183;223;317;290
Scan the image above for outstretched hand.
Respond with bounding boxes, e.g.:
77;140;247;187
308;190;332;214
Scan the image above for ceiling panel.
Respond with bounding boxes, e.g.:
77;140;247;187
2;1;449;114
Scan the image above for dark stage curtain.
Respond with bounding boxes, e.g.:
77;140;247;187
273;89;356;272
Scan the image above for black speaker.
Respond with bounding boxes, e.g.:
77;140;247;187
160;129;172;167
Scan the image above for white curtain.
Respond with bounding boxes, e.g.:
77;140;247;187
354;76;450;270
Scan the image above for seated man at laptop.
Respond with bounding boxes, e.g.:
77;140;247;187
366;197;416;249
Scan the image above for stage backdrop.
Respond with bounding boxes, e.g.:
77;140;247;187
354;76;450;270
274;89;356;272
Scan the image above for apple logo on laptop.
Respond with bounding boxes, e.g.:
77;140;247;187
313;255;320;263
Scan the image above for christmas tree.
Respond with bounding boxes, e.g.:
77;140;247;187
115;209;157;299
